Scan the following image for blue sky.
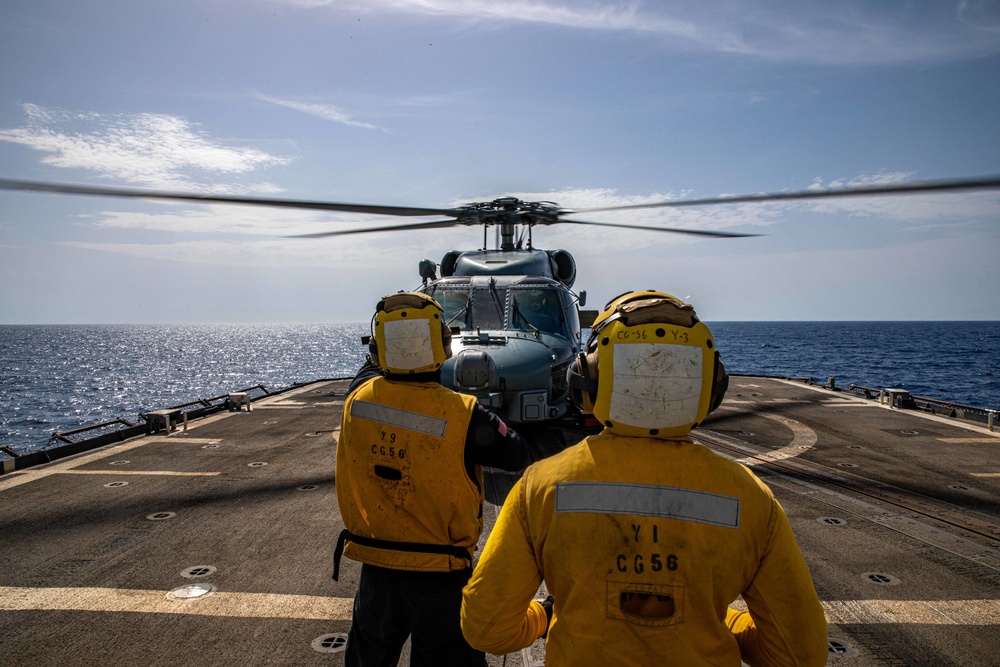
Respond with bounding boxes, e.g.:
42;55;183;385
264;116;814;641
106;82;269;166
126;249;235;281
1;0;998;323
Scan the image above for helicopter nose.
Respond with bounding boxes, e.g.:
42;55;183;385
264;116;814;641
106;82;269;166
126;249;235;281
454;349;497;393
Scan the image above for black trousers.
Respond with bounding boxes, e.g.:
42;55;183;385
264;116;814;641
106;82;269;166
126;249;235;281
346;564;487;667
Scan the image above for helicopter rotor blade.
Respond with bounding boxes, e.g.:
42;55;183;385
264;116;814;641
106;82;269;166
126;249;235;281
285;219;461;238
0;178;460;218
569;175;1000;215
558;218;761;238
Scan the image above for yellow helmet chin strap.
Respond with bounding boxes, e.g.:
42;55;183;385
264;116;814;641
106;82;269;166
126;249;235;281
372;292;452;375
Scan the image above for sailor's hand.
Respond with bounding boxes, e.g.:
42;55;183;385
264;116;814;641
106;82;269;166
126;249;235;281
541;595;554;639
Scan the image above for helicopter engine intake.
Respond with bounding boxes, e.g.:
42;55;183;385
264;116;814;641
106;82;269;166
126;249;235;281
547;249;576;288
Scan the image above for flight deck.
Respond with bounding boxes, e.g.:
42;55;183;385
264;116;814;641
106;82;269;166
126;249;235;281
1;377;997;666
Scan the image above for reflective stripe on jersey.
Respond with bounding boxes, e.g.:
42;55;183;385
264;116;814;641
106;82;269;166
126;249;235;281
555;482;740;528
350;399;448;437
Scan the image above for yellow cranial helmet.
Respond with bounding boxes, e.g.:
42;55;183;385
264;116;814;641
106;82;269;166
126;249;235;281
567;290;728;438
372;292;453;374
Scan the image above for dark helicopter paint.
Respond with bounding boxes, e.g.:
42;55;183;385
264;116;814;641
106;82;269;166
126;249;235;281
420;248;584;423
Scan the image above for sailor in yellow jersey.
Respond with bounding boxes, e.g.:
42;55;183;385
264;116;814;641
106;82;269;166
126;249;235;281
461;291;828;666
334;292;530;667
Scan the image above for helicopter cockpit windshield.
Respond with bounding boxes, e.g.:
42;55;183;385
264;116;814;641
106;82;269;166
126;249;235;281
423;281;571;338
510;287;568;338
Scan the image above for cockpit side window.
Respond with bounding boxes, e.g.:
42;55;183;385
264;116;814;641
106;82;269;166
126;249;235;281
425;287;471;330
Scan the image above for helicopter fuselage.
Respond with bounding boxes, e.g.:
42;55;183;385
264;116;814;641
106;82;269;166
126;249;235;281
419;247;586;424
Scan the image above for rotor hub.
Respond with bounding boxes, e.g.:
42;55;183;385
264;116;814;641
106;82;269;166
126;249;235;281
456;199;563;250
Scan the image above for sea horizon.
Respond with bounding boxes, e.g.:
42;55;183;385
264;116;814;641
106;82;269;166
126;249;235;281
2;321;997;455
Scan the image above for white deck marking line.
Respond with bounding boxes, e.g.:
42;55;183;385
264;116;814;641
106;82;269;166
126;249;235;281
771;377;1000;435
698;413;818;465
0;586;354;621
971;472;1000;477
55;470;221;477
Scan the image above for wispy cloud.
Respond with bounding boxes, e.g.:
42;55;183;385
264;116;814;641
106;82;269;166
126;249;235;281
60;235;415;270
0;103;290;191
288;0;1000;65
86;205;408;237
255;93;381;130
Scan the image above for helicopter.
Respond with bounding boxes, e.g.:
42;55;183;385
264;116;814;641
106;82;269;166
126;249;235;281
2;175;999;424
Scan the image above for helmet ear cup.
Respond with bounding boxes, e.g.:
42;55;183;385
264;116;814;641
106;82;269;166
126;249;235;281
708;352;728;414
441;322;454;361
567;349;600;414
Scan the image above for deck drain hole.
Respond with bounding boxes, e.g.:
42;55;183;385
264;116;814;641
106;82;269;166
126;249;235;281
818;517;847;526
849;445;864;449
104;481;129;488
837;463;858;468
297;485;319;491
201;444;220;450
109;460;130;466
312;633;348;654
863;572;900;585
181;565;217;578
147;512;176;521
828;638;859;658
949;484;971;491
167;583;216;600
248;462;268;468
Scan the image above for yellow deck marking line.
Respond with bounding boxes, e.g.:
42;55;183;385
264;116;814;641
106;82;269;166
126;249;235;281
4;586;994;626
0;439;155;492
731;596;1000;625
937;437;1000;443
0;435;226;491
819;402;877;407
55;470;221;477
822;598;1000;626
0;586;353;620
157;438;223;444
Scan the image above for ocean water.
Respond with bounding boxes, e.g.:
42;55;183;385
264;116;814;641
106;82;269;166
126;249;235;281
1;321;998;455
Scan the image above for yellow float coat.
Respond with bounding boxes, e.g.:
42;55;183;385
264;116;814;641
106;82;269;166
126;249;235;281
462;431;828;666
337;376;483;572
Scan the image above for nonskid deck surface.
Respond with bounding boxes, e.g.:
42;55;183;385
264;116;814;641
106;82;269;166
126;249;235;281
0;377;997;666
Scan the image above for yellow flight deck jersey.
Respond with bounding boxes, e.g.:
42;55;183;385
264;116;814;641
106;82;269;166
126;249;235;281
337;376;483;573
462;431;828;666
